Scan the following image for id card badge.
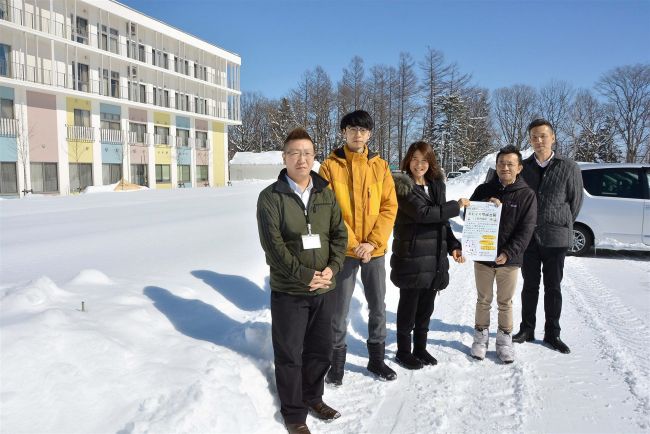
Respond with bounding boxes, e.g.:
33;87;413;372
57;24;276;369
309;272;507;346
302;234;321;250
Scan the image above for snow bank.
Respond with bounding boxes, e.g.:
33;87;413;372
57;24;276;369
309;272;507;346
231;151;284;165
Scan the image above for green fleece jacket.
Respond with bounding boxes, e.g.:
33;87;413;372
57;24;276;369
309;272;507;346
257;169;347;295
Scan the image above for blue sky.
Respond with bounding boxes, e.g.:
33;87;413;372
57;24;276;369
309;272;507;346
121;0;649;99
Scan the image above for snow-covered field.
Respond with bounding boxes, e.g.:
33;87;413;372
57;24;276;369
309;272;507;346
1;166;649;433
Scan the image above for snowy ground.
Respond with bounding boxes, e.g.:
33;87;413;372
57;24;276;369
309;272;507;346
1;171;649;433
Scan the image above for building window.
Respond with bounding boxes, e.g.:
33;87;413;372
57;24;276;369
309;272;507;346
138;44;146;63
69;163;92;192
73;62;89;92
102;163;122;185
195;97;206;115
129;122;146;143
127;41;138;60
195;131;208;149
31;162;59;193
0;1;8;20
100;112;120;130
162;53;169;69
139;84;147;103
73;16;88;44
177;165;190;187
154;126;169;145
100;25;119;54
153;87;169;108
196;165;208;183
175;92;189;111
0;43;10;77
131;164;148;186
74;108;90;127
0;162;18;195
177;128;189;146
1;97;14;118
155;164;171;183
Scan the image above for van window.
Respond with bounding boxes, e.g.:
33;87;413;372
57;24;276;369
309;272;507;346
582;168;642;199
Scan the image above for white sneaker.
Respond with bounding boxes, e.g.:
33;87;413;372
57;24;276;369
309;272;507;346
496;329;515;364
470;328;489;360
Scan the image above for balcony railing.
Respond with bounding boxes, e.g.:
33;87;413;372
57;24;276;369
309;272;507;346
195;138;210;150
67;125;94;142
154;134;173;146
100;129;123;144
0;118;18;137
3;61;240;122
0;4;240;91
176;136;190;147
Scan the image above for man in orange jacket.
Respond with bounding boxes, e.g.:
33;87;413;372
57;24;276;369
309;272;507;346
319;110;398;384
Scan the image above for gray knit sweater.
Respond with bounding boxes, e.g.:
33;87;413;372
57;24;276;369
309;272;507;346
521;154;584;248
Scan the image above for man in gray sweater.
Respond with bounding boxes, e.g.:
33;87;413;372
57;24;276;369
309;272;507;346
512;119;584;354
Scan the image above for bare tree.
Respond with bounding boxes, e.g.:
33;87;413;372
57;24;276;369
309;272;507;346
596;64;650;162
537;79;574;156
461;87;495;168
493;84;538;149
309;66;336;158
14;118;35;196
367;65;394;161
419;47;450;144
228;91;271;158
339;56;367;114
395;52;419;164
570;89;620;162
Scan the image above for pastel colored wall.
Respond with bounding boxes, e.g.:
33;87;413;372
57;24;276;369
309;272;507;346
102;144;123;164
212;122;225;186
177;147;191;165
66;97;93;163
26;91;58;162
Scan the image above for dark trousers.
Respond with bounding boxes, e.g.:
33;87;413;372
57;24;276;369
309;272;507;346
396;287;437;342
271;290;334;424
520;238;567;338
331;256;387;348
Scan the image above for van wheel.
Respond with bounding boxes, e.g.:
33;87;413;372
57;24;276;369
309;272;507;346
569;224;593;256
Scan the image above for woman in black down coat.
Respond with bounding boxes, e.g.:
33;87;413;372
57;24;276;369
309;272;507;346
391;141;470;369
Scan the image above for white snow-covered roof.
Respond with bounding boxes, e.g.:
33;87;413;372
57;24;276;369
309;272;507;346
230;151;284;165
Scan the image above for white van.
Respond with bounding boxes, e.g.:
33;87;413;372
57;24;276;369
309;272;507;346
570;163;650;255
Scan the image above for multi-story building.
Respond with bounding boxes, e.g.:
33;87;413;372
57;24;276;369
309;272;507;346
0;0;241;195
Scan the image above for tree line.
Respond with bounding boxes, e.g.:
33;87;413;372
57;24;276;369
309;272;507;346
229;49;650;171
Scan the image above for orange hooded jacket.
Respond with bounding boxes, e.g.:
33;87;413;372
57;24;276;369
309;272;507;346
319;146;397;258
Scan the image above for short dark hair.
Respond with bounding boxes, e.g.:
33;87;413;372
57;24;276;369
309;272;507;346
527;118;555;134
340;110;374;131
283;128;314;150
496;145;523;165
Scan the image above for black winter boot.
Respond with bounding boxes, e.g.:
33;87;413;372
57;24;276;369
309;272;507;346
325;346;346;386
367;342;397;381
413;333;438;366
395;333;423;370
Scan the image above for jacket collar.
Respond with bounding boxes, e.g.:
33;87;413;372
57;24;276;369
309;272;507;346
490;174;529;191
332;145;378;161
273;168;329;194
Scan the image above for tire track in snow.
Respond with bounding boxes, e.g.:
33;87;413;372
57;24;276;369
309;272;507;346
563;258;650;429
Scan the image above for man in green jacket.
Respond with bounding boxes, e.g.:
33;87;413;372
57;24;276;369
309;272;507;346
257;128;347;434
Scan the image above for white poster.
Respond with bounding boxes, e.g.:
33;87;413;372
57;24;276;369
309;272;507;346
462;201;502;261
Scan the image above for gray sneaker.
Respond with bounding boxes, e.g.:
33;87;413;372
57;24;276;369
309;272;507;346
496;329;515;364
470;328;489;360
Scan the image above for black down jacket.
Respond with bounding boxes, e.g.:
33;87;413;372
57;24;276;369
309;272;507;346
390;173;461;291
469;175;537;267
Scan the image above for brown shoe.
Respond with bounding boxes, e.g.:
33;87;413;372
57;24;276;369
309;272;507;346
285;422;311;434
308;401;341;421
